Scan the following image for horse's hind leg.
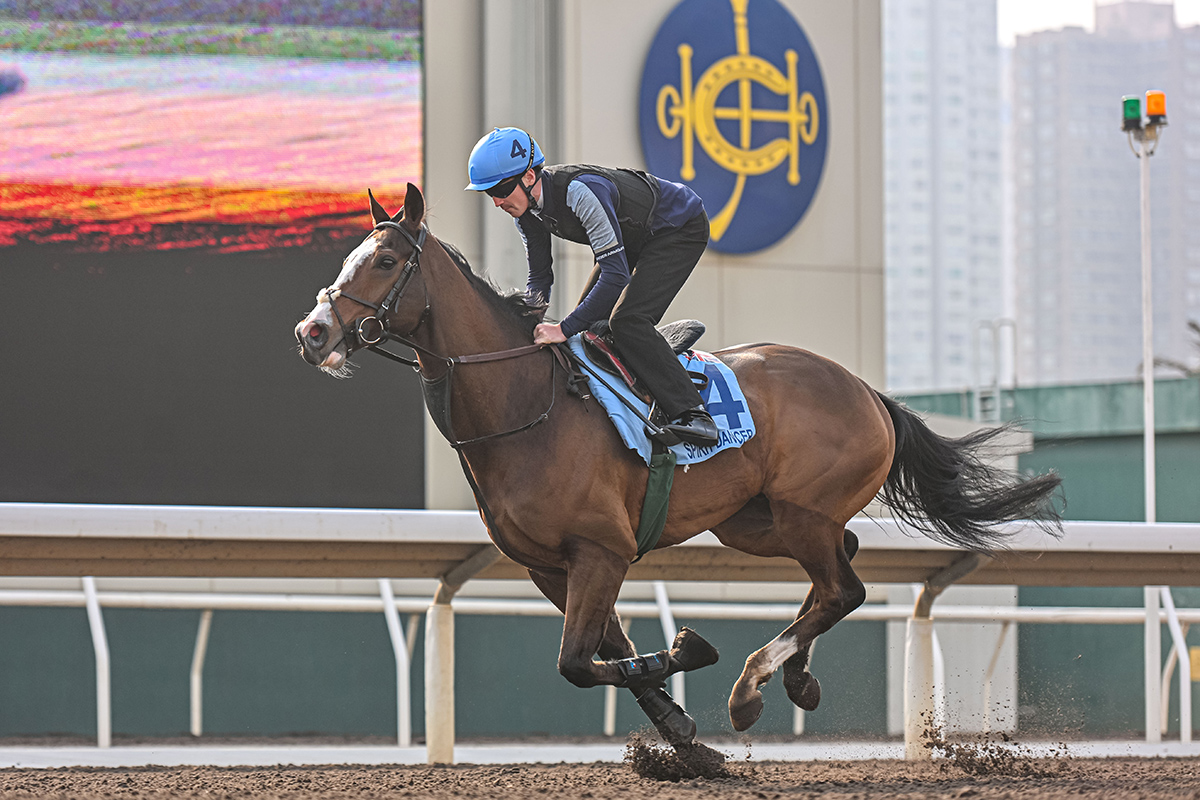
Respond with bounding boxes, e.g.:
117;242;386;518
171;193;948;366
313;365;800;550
781;529;860;711
729;507;865;731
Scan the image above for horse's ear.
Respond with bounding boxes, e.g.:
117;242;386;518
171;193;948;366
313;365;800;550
368;188;391;225
402;183;425;227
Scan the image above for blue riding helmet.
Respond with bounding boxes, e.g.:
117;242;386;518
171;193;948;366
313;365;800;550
465;127;545;191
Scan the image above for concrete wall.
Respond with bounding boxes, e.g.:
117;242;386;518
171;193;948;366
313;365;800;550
422;0;884;508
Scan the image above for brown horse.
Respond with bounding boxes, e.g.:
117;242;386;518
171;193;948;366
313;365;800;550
295;184;1061;744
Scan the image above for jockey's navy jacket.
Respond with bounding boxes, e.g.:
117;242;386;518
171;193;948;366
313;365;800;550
515;166;704;338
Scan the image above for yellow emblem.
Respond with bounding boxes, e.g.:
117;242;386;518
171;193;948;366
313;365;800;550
655;0;819;241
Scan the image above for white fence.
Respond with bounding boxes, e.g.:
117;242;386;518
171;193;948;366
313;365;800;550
1;579;1195;752
2;504;1200;762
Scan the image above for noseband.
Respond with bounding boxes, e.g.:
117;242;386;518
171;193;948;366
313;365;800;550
324;220;429;355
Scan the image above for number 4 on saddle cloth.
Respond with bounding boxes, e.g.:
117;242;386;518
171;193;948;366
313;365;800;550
566;320;756;466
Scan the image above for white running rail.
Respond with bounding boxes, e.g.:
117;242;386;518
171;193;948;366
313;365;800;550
2;584;1197;750
4;505;1199;759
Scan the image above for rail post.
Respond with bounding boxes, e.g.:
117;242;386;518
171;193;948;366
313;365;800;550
653;581;685;704
379;579;412;748
424;599;455;763
81;577;111;749
1145;586;1163;743
904;615;936;759
904;554;983;760
424;544;504;765
1160;586;1191;742
190;609;213;737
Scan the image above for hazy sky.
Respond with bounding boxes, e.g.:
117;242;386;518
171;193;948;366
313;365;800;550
998;0;1200;45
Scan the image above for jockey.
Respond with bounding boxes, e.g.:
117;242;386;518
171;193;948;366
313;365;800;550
465;126;719;448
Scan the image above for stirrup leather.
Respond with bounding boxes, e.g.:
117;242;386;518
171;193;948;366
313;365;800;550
581;319;708;401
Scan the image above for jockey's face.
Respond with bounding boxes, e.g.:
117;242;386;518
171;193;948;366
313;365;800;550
492;169;538;218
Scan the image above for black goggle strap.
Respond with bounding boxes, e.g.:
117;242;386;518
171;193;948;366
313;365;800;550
518;133;538;206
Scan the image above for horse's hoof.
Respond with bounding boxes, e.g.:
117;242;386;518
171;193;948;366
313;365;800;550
670;627;719;673
783;669;821;711
635;687;697;748
728;681;765;732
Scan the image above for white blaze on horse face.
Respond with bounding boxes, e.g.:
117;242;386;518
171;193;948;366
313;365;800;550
335;235;379;290
301;233;379;347
302;297;334;334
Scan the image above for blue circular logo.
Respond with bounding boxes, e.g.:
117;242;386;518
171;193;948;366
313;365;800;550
638;0;829;254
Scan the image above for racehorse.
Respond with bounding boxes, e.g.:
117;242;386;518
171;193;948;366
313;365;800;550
294;184;1062;744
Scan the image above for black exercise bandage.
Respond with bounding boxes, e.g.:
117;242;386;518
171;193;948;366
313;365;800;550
616;650;670;683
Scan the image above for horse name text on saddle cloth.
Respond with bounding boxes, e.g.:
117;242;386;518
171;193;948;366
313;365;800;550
567;336;756;466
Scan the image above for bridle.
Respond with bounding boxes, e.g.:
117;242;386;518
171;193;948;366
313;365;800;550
320;218;560;449
323;219;429;355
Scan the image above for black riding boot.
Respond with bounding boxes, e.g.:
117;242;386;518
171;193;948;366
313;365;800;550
663;405;718;447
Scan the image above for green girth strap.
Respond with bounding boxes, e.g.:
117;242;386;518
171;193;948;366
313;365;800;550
633;448;677;561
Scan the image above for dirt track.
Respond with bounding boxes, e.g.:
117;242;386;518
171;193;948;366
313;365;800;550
2;757;1199;799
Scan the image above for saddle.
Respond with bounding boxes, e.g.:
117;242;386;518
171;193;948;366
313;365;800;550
581;319;707;406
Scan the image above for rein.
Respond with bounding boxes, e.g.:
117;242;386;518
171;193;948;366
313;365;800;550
325;219;559;450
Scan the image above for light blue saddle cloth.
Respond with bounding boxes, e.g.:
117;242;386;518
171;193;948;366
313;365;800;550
567;335;756;466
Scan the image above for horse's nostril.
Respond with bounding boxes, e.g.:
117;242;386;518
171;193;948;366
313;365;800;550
309;324;323;338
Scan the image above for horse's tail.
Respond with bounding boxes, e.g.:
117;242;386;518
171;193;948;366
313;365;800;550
875;392;1063;551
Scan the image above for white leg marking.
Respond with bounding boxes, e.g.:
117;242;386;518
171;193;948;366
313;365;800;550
757;635;801;676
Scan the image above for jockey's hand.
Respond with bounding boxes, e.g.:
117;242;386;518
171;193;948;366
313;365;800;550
533;322;567;344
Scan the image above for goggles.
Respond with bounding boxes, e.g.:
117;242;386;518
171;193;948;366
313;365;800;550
485;173;525;198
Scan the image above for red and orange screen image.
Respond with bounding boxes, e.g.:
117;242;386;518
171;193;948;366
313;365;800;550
0;2;421;252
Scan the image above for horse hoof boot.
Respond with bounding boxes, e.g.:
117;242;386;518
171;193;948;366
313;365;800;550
728;679;765;732
636;687;697;748
783;669;821;711
670;627;719;673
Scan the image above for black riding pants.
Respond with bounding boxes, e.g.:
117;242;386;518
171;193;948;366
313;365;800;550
577;211;710;420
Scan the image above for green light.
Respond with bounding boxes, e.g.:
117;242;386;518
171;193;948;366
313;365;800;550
1123;95;1142;131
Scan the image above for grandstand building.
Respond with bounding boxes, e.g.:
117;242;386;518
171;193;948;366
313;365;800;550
883;0;1003;391
1012;0;1200;384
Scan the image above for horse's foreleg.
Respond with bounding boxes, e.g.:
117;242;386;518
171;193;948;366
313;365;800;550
552;538;635;689
781;528;860;711
729;507;865;732
528;562;715;749
528;567;634;661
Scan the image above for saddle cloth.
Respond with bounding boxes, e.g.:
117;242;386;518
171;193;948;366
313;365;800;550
566;335;756;466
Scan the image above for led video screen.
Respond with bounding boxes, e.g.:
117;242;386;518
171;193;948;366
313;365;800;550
0;0;421;252
0;2;426;509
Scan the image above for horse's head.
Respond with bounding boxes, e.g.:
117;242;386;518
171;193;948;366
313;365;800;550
296;183;428;374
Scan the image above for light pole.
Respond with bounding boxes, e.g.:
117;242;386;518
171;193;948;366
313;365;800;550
1124;89;1167;745
1123;90;1167;525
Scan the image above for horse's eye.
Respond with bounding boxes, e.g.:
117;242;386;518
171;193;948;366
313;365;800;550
379;257;396;270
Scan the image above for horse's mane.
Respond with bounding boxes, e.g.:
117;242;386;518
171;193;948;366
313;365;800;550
438;239;547;335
